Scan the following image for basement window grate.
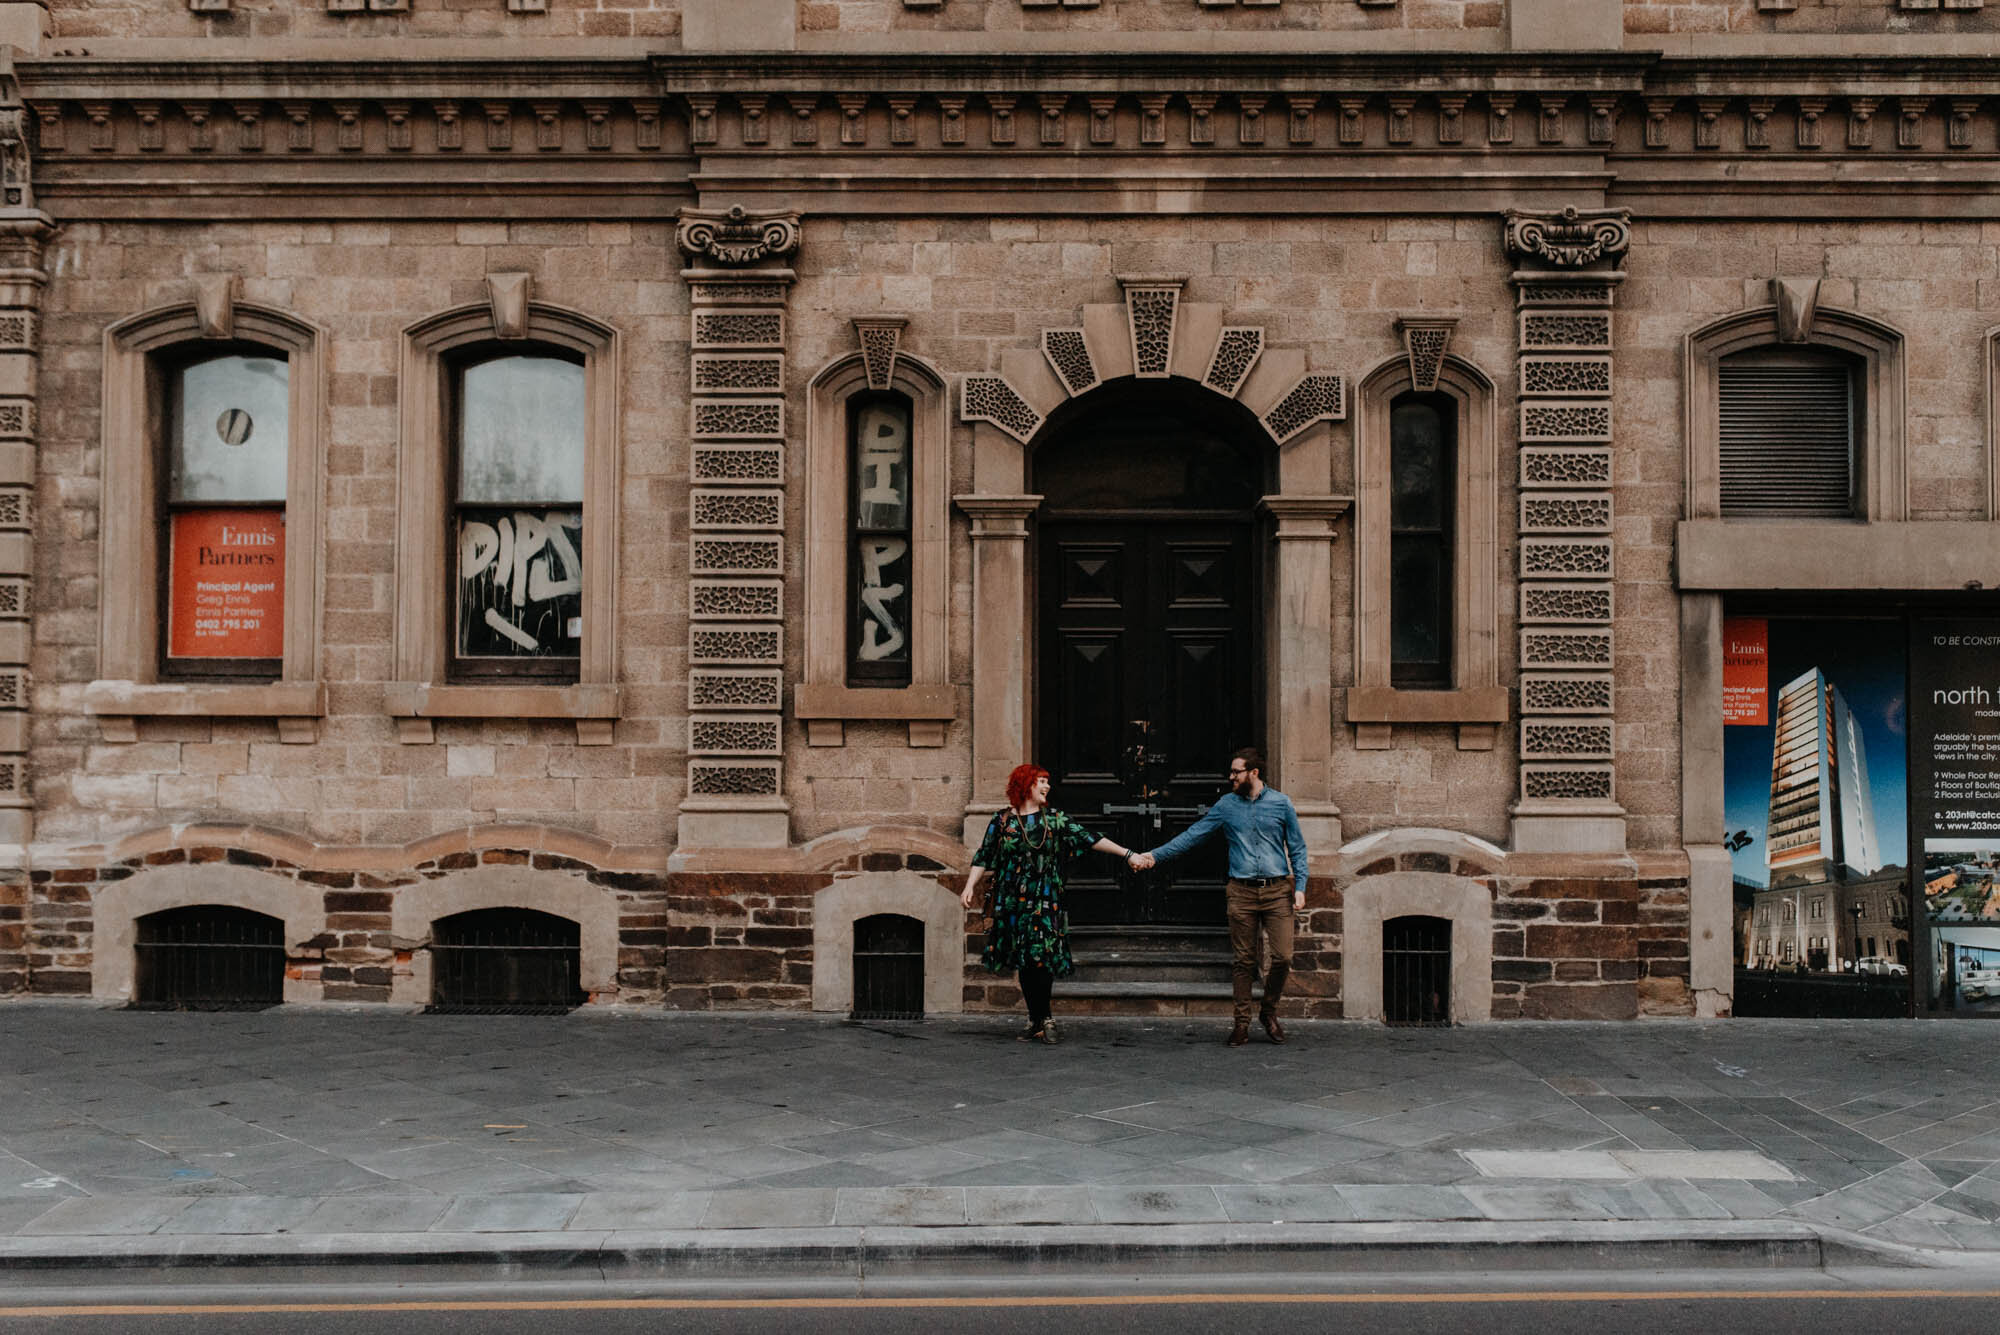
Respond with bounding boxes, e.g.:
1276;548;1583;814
851;913;925;1022
426;907;585;1015
1383;913;1451;1026
130;905;286;1011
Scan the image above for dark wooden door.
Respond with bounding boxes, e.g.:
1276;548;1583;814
1037;519;1255;926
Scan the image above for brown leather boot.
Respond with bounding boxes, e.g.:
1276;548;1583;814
1260;1010;1287;1044
1227;1021;1250;1047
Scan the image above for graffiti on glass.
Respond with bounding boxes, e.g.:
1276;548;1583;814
853;400;911;667
457;509;583;657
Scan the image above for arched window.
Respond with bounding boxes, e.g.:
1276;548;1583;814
448;350;587;680
89;301;328;742
1388;393;1456;687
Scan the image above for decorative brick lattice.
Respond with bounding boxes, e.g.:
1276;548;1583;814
690;626;782;665
1520;447;1613;488
960;375;1043;443
692;445;784;483
691;489;783;531
1204;328;1263;398
1517;282;1615;307
1521;355;1612;397
1403;324;1453;392
692;354;784;393
1261;375;1347;444
692;580;782;621
1521;493;1613;534
0;487;28;530
1521;765;1615;802
0;313;33;349
689;716;782;756
0;399;33;439
0;757;21;796
1521;673;1615;714
1520;311;1612;350
689;669;783;711
0;667;25;708
1042;329;1098;397
1520;403;1612;442
1127;287;1178;377
693;399;784;440
0;579;25;618
1521;629;1614;669
688;760;781;796
1522;720;1615;759
1521;584;1613;624
691;281;789;305
692;537;784;575
693;311;784;348
856;322;902;391
1521;538;1613;579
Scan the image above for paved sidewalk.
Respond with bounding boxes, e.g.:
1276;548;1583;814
1;1003;1998;1273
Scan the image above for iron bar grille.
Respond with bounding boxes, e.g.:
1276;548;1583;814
131;905;285;1011
851;913;925;1022
426;907;585;1015
1382;914;1452;1026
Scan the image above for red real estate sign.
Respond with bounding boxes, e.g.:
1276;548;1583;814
167;508;285;660
1722;616;1769;726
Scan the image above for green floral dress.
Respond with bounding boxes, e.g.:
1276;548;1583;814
972;808;1101;977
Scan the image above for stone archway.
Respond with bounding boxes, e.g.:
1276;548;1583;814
954;277;1350;849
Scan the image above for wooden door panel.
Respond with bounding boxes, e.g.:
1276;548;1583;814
1053;632;1124;785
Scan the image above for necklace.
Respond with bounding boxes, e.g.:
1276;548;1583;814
1008;808;1051;849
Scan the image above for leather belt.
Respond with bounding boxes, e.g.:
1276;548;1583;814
1231;875;1289;888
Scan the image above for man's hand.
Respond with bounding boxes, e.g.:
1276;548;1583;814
1129;852;1156;872
1293;890;1306;912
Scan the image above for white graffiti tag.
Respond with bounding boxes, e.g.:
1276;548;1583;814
857;537;908;660
459;510;583;653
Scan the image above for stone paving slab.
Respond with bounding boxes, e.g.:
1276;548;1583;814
0;1003;1996;1263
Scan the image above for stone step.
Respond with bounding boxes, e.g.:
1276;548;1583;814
1063;980;1262;1000
1068;926;1230;955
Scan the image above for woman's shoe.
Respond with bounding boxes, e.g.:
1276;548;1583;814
1017;1022;1043;1042
1038;1019;1060;1045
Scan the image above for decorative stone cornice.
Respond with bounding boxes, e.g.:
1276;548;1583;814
675;206;802;268
1503;207;1632;270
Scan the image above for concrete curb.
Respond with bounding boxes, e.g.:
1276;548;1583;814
0;1219;1943;1284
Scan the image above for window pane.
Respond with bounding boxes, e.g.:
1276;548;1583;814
854;535;911;673
456;507;583;660
457;356;585;503
853;399;911;531
1390;537;1445;669
1390;400;1444;531
172;355;289;503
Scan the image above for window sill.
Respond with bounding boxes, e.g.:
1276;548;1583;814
1344;685;1509;752
383;682;622;745
792;683;957;748
1677;519;2000;591
84;679;327;744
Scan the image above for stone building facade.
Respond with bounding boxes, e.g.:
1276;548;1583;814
1;0;1996;1021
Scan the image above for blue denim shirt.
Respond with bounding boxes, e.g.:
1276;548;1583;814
1144;787;1308;896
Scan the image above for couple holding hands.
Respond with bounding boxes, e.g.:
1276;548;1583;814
959;748;1308;1048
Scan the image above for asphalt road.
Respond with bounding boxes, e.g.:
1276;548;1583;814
5;1275;2000;1334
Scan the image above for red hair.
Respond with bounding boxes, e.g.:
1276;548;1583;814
1005;764;1049;810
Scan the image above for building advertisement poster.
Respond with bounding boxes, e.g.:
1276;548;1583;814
1910;618;2000;1015
166;507;284;660
1722;617;1910;999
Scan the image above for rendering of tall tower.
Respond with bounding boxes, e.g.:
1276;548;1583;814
1767;668;1881;884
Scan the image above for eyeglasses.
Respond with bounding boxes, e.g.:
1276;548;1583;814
1227;767;1249;777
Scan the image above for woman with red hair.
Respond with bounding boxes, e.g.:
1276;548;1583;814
959;763;1139;1044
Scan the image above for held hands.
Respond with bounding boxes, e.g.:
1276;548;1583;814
1126;851;1156;872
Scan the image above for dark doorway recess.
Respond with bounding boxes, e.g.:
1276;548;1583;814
1034;382;1266;928
1383;914;1452;1026
851;913;925;1022
131;904;286;1010
426;907;585;1014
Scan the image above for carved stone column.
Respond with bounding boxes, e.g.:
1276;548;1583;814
674;207;800;850
953;494;1040;844
0;72;52;850
1259;495;1349;848
1503;207;1630;853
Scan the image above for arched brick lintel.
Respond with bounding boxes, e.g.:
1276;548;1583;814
91;865;322;1005
389;865;621;1006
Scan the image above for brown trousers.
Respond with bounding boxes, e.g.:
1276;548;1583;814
1226;878;1296;1025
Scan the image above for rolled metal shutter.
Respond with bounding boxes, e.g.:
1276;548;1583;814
1718;357;1854;517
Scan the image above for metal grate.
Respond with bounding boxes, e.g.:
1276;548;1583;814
426;907;585;1015
1718;356;1854;518
1383;914;1451;1026
851;913;924;1022
131;905;285;1011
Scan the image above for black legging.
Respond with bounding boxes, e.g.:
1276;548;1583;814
1018;965;1054;1027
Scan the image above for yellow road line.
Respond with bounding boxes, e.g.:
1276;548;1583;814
3;1289;1999;1317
